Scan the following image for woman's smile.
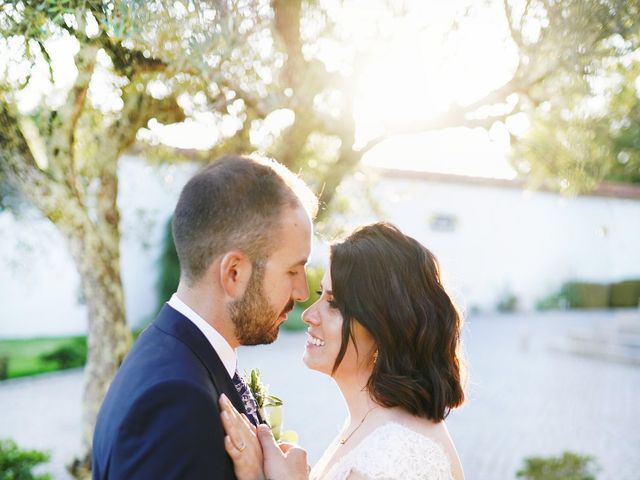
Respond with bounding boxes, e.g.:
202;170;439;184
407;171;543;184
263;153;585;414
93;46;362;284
305;331;326;348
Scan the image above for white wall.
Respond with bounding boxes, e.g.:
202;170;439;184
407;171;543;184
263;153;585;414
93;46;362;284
2;160;639;337
369;175;640;311
0;156;197;338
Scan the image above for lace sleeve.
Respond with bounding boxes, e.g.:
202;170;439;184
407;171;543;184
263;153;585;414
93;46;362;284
327;422;453;480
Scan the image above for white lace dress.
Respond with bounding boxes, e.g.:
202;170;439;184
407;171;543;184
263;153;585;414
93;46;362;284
310;421;454;480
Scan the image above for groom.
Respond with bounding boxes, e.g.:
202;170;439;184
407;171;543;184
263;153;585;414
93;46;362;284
92;155;317;479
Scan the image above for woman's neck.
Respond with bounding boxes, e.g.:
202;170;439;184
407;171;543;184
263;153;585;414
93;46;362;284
334;369;378;423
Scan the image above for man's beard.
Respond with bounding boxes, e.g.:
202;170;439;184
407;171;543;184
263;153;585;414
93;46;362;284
229;262;294;345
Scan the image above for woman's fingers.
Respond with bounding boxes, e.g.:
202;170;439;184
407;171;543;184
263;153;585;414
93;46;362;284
219;394;265;480
224;435;242;459
278;442;295;454
220;394;243;420
221;409;247;449
219;395;253;449
240;413;255;430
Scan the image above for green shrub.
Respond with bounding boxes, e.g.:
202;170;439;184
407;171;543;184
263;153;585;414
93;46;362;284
516;451;599;480
0;438;51;480
560;282;610;308
282;266;324;331
535;292;568;311
156;216;181;314
298;266;324;311
281;305;306;331
496;291;518;312
0;356;8;381
610;279;640;307
39;337;86;370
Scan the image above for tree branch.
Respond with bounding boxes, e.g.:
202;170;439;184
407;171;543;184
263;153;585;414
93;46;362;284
0;101;87;227
503;0;524;49
271;0;304;87
46;43;98;209
358;69;543;155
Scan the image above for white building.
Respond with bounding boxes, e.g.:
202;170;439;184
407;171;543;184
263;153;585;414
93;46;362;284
1;158;639;337
366;168;640;313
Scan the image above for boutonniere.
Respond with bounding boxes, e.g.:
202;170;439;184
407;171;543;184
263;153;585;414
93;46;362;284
246;368;298;443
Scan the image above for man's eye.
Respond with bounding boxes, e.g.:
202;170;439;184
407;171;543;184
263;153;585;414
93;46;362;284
288;271;298;276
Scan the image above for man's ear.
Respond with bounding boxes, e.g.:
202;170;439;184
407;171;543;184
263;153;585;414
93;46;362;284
219;250;252;299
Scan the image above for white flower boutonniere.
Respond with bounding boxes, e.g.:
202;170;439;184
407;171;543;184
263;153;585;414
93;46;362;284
246;368;298;443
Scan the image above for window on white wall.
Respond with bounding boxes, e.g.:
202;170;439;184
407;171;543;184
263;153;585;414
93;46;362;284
430;214;457;232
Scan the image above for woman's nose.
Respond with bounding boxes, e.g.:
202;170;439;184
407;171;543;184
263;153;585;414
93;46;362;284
302;304;319;326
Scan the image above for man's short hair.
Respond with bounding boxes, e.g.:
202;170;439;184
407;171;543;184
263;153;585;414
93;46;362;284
172;155;318;284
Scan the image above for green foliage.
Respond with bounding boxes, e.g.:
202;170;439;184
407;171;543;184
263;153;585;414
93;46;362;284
516;451;599;480
537;279;640;310
496;290;519;312
155;216;180;314
281;304;306;331
536;292;568;311
0;356;8;380
610;280;640;307
560;282;610;309
245;368;282;410
0;336;85;379
282;266;324;331
39;337;87;370
512;28;640;191
298;266;324;311
0;438;51;480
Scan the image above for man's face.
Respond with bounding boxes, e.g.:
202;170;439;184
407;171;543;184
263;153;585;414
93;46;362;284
230;205;312;345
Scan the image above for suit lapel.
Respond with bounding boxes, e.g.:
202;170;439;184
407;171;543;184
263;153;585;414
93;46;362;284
154;304;247;417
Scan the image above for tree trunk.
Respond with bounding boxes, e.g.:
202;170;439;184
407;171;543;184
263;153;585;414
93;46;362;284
63;217;132;478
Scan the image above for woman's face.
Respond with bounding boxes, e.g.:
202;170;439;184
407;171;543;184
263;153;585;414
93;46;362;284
302;265;376;378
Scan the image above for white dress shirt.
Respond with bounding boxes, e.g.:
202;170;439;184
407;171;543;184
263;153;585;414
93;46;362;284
167;293;236;378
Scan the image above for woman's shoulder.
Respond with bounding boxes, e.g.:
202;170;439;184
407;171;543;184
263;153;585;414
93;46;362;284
382;414;464;480
341;421;454;480
362;420;450;456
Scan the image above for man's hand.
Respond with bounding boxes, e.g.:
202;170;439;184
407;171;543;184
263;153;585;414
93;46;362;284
257;424;309;480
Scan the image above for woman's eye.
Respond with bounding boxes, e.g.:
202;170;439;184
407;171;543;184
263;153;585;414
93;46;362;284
327;298;338;308
315;289;323;296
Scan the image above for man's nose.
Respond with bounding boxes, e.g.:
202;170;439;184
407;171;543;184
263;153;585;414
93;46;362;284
293;273;310;303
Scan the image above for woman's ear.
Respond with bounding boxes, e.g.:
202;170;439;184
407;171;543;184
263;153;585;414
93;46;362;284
219;250;252;299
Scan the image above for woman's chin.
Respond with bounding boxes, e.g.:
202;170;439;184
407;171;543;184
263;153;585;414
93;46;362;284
302;352;330;375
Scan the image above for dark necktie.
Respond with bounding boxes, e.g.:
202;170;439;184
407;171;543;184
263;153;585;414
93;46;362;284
232;370;259;425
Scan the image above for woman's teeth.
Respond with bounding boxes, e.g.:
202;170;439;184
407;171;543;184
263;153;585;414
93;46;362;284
307;334;325;346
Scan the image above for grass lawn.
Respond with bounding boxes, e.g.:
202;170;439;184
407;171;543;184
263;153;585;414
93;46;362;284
0;336;86;379
0;314;303;382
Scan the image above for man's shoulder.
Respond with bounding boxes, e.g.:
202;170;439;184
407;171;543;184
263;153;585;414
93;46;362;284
121;328;212;389
122;378;217;423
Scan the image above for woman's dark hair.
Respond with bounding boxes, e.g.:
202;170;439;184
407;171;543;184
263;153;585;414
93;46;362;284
330;222;465;421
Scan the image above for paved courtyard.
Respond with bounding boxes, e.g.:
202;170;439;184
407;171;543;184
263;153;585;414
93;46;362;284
1;310;639;479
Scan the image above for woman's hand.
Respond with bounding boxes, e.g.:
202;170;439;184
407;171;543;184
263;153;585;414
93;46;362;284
257;424;309;480
219;394;264;480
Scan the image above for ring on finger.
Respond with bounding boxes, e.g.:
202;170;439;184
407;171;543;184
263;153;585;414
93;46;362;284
235;440;246;452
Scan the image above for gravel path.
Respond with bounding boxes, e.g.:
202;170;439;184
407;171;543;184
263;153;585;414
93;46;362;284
1;310;638;479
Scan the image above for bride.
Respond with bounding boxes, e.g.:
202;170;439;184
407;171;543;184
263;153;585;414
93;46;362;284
220;222;466;480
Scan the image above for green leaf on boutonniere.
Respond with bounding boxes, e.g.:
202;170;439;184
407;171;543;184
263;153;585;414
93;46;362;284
246;368;283;409
245;369;293;442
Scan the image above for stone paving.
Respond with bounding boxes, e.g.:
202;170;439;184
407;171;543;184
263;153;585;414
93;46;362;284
1;310;639;479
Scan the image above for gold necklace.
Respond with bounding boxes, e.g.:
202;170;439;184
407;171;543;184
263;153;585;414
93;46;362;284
339;406;378;446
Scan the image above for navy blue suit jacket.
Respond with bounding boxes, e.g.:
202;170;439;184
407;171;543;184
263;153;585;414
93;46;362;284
92;304;252;479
